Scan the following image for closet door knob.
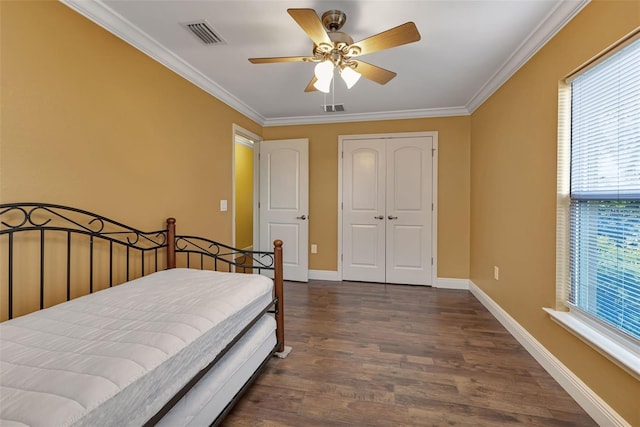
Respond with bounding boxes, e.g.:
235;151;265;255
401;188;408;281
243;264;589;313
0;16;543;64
296;215;307;220
388;215;398;220
374;215;384;220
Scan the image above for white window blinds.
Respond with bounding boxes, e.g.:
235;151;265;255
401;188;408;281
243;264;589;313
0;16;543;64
569;37;640;341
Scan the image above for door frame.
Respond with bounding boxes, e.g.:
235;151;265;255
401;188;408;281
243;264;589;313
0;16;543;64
231;124;261;252
337;131;439;285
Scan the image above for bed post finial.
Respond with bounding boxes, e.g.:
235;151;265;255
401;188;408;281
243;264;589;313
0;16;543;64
167;218;176;269
273;239;284;352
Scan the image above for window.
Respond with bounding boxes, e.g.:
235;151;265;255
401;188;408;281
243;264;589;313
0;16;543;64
569;37;640;341
549;33;640;378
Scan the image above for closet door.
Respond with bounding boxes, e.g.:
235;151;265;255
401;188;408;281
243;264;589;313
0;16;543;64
385;138;432;285
342;139;386;282
342;136;433;285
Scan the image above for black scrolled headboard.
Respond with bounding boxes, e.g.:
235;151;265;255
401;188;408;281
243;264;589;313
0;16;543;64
0;202;280;322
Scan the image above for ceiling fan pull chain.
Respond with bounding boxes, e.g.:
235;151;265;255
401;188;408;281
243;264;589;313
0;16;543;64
332;72;335;103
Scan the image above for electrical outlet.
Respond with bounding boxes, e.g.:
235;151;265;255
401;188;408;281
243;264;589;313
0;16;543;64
494;266;500;280
311;244;317;254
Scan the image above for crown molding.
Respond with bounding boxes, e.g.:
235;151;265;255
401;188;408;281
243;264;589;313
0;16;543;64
59;0;266;125
465;0;590;113
262;106;470;127
60;0;587;125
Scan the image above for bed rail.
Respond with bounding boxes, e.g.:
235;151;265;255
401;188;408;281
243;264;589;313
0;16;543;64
1;202;285;425
169;225;276;274
0;203;284;352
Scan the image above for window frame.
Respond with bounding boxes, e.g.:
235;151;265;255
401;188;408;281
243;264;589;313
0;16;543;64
549;30;640;380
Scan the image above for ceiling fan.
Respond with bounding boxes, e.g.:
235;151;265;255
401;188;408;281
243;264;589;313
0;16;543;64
248;9;421;93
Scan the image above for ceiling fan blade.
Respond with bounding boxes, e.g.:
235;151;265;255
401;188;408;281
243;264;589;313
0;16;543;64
287;8;332;47
352;60;397;85
304;76;318;92
351;22;421;56
249;56;312;64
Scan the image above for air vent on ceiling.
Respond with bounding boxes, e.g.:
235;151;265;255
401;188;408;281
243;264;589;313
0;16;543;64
322;104;345;113
183;20;226;45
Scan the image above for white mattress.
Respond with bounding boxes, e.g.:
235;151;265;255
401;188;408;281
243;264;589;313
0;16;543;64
159;314;276;426
0;268;274;427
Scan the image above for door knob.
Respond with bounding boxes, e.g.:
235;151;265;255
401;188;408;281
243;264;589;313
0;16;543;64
388;215;398;220
296;215;307;220
374;215;384;220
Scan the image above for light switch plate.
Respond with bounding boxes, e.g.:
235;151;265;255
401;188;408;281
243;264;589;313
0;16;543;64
220;199;227;211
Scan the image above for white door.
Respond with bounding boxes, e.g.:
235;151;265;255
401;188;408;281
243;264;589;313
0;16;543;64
259;139;309;282
342;139;386;282
342;136;433;285
385;138;432;284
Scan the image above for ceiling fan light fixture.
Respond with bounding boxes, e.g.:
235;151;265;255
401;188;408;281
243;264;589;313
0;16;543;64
314;60;334;81
313;60;334;93
340;65;361;89
249;9;421;93
313;76;332;93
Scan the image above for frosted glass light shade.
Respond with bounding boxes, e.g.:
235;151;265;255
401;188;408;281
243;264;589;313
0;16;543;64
314;79;332;93
314;60;334;80
340;66;361;89
313;77;332;93
313;61;334;93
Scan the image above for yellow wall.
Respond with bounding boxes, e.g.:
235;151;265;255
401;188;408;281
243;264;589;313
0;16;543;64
3;0;637;422
264;117;471;278
0;0;261;241
234;143;254;249
1;2;471;307
469;1;640;424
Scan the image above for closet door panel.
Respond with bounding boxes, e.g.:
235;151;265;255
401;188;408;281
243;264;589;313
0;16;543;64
342;140;386;282
386;138;432;285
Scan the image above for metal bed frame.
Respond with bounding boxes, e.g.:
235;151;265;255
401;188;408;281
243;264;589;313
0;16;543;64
0;202;284;425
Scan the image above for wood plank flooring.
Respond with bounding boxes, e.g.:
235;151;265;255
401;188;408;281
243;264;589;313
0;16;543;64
224;280;597;426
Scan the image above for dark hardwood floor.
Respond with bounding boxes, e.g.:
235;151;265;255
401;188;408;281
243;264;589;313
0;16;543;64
224;280;597;426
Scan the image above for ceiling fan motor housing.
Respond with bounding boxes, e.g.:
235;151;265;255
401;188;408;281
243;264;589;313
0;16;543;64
322;10;347;32
328;31;354;45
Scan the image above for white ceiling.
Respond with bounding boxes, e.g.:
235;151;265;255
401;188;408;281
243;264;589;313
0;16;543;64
61;0;587;126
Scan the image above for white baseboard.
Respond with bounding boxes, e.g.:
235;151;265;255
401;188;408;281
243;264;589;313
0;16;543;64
308;270;341;281
306;274;473;288
469;281;628;427
435;277;470;289
306;274;472;287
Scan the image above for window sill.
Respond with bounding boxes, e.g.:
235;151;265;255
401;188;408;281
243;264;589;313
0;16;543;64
543;307;640;380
